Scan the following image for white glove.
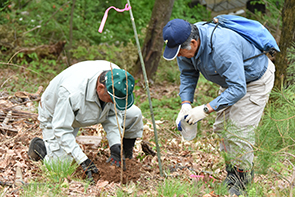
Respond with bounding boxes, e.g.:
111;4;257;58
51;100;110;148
185;105;208;125
175;103;192;126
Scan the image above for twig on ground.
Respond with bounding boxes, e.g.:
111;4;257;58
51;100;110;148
0;75;14;89
0;126;18;133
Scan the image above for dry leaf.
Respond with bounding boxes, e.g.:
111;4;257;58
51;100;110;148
96;180;109;188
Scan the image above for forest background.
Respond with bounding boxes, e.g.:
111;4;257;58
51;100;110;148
0;0;295;196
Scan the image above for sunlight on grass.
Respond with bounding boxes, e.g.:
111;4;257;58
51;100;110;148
21;182;53;197
20;182;68;197
42;158;78;184
19;159;83;196
156;177;228;196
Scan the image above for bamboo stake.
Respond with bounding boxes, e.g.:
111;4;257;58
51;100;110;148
126;0;163;176
108;64;127;184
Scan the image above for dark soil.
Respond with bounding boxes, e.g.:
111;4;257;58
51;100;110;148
77;156;143;184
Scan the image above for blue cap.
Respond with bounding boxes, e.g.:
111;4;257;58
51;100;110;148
162;19;191;61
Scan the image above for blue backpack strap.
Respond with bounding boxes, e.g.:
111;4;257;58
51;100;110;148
202;19;219;52
243;51;267;62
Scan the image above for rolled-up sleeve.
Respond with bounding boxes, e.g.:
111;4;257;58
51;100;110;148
51;87;87;164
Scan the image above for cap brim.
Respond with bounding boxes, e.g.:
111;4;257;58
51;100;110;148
113;93;134;111
163;45;181;61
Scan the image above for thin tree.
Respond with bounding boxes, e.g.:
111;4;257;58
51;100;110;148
134;0;175;80
274;0;295;88
67;0;76;66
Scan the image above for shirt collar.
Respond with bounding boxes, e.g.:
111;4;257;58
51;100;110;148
85;73;100;102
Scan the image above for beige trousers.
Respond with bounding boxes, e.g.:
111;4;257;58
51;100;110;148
213;59;275;170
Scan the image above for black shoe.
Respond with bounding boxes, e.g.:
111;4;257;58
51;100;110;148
229;181;244;197
223;164;239;189
224;164;254;196
28;137;47;161
123;138;136;159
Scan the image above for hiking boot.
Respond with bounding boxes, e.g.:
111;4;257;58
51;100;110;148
28;137;47;161
223;164;239;189
123;138;136;159
224;164;254;196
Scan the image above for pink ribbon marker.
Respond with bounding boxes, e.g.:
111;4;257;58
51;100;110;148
98;3;131;33
190;174;216;184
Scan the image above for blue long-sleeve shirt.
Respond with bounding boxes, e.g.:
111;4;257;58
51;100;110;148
177;22;268;111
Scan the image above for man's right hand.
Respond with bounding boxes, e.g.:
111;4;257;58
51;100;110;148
81;158;99;184
106;144;126;170
176;103;192;126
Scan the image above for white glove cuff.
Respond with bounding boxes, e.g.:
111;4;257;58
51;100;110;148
181;103;192;111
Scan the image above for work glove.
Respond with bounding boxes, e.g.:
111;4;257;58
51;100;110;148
175;103;192;126
185;105;208;125
81;158;99;184
106;144;126;170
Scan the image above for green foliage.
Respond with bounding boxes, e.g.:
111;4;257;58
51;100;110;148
0;0;9;11
256;85;295;173
70;39;138;71
0;53;67;93
245;183;275;197
0;66;47;94
171;0;211;22
139;95;181;122
21;182;60;197
43;159;78;184
0;0;210;50
0;0;155;46
155;58;180;84
156;177;227;196
157;178;196;196
20;159;78;197
71;44;103;61
246;0;284;34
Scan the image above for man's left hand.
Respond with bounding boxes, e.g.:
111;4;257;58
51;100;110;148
185;105;208;125
107;144;126;170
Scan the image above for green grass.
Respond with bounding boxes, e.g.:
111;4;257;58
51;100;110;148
19;159;83;197
21;182;60;197
43;159;79;184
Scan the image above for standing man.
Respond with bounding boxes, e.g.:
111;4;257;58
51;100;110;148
162;18;275;196
28;60;143;183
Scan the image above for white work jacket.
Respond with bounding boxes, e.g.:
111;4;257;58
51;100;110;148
39;60;125;164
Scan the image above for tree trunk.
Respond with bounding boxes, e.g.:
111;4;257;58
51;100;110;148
134;0;175;80
274;0;295;88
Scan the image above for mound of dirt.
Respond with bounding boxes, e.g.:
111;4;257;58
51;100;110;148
76;156;143;184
